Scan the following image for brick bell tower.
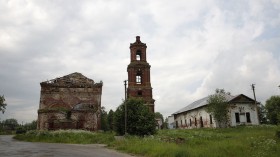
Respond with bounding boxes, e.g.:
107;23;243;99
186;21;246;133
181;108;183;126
127;36;155;112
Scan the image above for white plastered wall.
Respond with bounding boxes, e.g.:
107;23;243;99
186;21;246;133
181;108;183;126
174;107;217;129
229;103;259;126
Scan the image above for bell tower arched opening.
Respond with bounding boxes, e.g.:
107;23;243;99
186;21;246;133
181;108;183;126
136;50;142;61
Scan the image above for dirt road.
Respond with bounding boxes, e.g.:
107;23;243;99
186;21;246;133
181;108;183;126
0;135;134;157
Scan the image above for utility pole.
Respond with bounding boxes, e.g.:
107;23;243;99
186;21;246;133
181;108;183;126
124;80;127;135
124;80;127;100
251;84;260;124
251;84;257;104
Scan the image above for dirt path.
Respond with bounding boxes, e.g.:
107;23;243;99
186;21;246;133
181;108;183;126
0;135;134;157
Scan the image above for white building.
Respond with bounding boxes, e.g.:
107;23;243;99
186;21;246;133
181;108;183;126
173;94;259;129
167;115;175;129
156;118;163;129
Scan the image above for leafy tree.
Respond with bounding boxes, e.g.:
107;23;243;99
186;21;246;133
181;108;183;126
155;112;164;129
3;118;19;130
0;121;3;132
155;112;164;122
107;109;114;131
257;103;267;124
162;117;169;129
23;120;37;130
114;104;125;135
101;106;108;131
206;89;229;128
265;95;280;125
15;120;38;134
114;98;156;136
0;95;7;114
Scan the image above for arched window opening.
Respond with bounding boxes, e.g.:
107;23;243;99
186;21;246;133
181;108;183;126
136;69;142;84
136;75;142;84
136;50;141;61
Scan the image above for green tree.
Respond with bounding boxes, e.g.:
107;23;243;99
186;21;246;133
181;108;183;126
155;112;164;129
0;95;7;114
265;95;280;125
101;106;108;131
257;103;267;124
206;89;229;128
3;118;19;130
107;109;114;131
114;98;156;136
155;112;164;122
162;117;168;129
23;120;37;130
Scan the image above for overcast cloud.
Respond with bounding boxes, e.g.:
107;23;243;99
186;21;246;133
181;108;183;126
0;0;280;123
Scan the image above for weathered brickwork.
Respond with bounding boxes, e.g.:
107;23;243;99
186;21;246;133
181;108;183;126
37;72;102;131
127;36;155;112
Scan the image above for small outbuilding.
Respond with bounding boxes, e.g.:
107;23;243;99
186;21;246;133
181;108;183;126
173;94;259;129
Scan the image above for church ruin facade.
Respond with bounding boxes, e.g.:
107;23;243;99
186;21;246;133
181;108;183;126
37;72;103;131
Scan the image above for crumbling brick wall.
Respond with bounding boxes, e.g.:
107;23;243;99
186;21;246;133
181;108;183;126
37;72;103;131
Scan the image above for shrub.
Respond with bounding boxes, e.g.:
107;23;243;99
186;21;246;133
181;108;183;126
15;128;26;134
276;130;280;139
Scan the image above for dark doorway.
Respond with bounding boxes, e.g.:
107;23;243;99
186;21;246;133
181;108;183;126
200;116;203;127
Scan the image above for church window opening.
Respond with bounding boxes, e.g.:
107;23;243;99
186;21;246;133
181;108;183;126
136;50;141;61
136;69;142;84
138;90;142;96
136;75;142;84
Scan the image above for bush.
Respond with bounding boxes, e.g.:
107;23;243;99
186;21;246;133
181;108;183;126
276;130;280;139
16;127;26;134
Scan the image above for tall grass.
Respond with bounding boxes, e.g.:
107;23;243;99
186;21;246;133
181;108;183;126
14;130;114;144
112;125;280;157
14;125;280;157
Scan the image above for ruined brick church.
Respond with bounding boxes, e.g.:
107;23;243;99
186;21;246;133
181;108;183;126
37;72;103;131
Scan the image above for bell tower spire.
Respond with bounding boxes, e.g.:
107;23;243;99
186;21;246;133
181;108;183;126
127;36;155;112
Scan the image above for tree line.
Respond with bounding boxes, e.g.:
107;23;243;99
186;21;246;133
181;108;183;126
0;119;37;134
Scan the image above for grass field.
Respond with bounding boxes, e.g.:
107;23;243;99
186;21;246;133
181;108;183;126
14;125;280;157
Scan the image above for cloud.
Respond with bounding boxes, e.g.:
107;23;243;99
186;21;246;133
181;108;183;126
0;0;280;122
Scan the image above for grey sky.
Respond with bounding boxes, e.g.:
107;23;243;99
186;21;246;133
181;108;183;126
0;0;280;123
